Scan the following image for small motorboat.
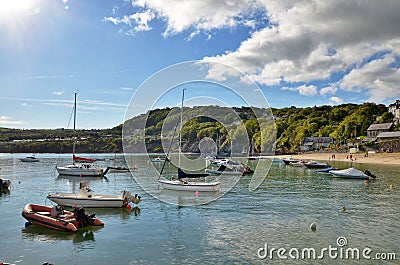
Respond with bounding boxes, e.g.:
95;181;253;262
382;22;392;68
329;168;376;180
303;161;330;169
282;157;298;165
290;160;306;167
151;157;165;162
22;204;104;232
316;167;339;173
47;181;141;208
205;164;243;175
20;156;39;162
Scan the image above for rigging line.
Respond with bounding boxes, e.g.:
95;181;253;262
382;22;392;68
158;115;180;179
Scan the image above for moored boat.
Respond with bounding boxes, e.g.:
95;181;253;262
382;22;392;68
55;93;104;177
47;181;141;208
158;179;221;192
290;160;306;167
21;204;104;232
20;156;39;162
316;167;339;173
329;168;375;180
205;164;243;175
303;161;330;169
282;157;298;165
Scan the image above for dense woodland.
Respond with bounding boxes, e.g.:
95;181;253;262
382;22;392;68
1;102;397;154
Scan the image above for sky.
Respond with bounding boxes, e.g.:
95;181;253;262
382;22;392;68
1;0;400;129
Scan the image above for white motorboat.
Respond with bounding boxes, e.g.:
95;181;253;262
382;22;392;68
329;168;375;180
20;156;39;162
47;181;141;208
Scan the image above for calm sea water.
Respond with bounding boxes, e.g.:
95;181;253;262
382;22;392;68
0;153;399;265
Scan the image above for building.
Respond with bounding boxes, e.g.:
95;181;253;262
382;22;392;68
301;137;334;151
366;123;393;138
376;131;400;142
389;100;400;121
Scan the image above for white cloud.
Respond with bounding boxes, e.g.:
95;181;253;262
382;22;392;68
340;53;400;102
108;0;400;103
0;115;24;125
329;96;344;105
52;90;64;96
120;87;134;91
105;0;264;37
320;85;338;96
282;84;317;96
103;10;155;34
62;0;69;10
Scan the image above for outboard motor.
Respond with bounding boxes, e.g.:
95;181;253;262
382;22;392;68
74;206;96;227
364;170;376;179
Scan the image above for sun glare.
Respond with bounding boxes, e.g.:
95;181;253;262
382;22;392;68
0;0;34;15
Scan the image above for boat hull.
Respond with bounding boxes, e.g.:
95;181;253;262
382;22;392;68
158;179;221;192
20;158;39;162
205;169;243;175
47;195;127;208
283;159;298;165
56;166;104;176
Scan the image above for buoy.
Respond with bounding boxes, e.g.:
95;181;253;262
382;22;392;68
342;206;347;213
126;203;131;210
364;180;369;185
195;191;199;197
310;222;316;231
389;184;394;190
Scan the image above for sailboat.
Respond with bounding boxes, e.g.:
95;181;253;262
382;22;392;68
56;93;104;177
158;89;221;192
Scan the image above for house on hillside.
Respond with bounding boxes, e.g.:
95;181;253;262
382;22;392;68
389;100;400;121
377;131;400;142
301;137;334;152
366;123;393;138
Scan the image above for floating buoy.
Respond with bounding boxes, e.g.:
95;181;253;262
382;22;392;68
389;184;394;190
126;203;131;210
364;180;369;185
310;223;316;231
195;191;199;197
342;206;347;213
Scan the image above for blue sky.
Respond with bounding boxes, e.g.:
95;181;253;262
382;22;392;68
1;0;400;129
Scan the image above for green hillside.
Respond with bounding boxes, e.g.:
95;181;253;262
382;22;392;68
1;102;396;154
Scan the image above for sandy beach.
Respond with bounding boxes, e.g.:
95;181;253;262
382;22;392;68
278;152;400;165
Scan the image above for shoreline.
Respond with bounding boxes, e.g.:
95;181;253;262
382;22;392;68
277;152;400;166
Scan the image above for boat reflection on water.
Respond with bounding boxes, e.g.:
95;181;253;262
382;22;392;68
157;188;221;206
21;224;103;244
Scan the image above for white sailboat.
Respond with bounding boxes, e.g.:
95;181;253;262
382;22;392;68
56;93;104;177
158;89;221;192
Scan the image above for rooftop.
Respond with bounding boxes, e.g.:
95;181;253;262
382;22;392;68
377;131;400;138
367;123;393;131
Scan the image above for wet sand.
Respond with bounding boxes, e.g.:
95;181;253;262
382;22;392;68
278;152;400;165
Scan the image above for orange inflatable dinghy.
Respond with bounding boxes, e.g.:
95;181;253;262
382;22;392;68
22;204;104;232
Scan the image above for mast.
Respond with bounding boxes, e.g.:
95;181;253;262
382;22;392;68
72;92;77;159
179;88;186;168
